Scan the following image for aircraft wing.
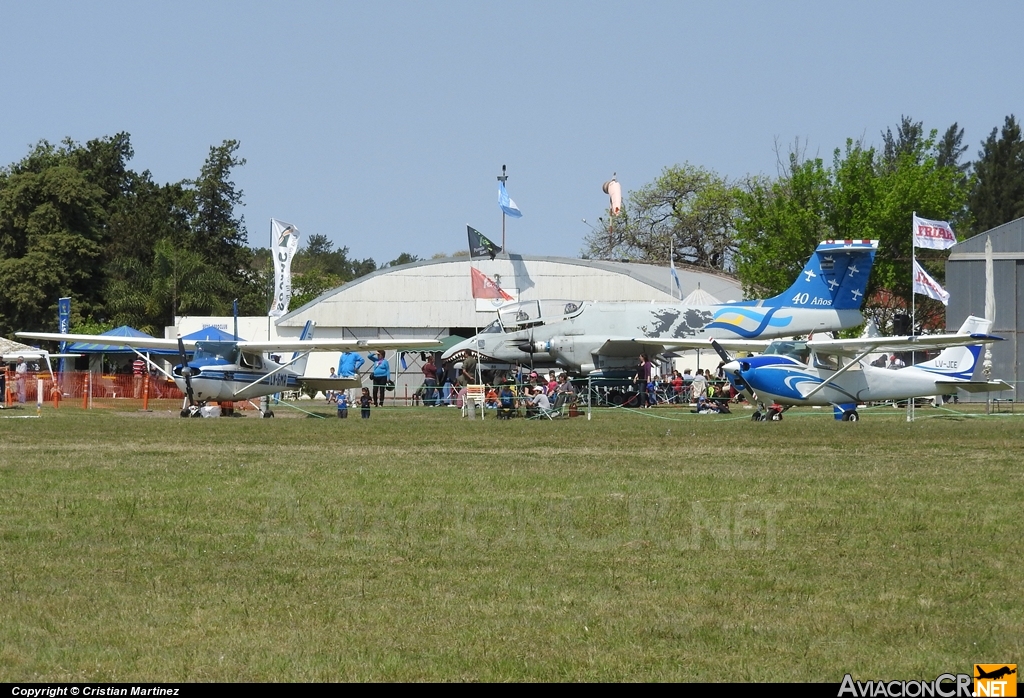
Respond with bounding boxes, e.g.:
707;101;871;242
804;332;1003;355
17;332;189;351
238;338;442;353
595;337;771;358
2;352;82;361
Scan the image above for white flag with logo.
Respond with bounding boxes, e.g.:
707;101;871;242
269;219;301;317
912;214;956;250
913;260;950;306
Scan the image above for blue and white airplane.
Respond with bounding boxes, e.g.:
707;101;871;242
443;240;879;377
18;322;438;417
719;316;1010;421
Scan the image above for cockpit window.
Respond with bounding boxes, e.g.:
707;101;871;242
240;352;264;369
193;341;239;364
497;300;584;331
764;340;810;364
480;319;503;334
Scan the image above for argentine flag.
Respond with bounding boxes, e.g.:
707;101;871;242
498;181;523;218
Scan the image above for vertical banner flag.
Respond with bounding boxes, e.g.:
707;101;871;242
467;226;500;259
471;267;514;300
269;219;301;317
912;214;957;249
669;258;682;297
913;260;950;306
498;181;523;218
57;297;71;374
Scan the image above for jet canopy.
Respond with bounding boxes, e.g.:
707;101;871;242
497;300;585;332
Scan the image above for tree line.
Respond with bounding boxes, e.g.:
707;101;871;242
0;133;418;338
583;115;1024;330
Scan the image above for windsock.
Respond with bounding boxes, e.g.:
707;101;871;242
603;178;622;215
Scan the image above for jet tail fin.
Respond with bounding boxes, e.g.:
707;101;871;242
289;321;315;375
764;240;878;310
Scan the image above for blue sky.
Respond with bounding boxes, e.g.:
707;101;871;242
2;1;1021;263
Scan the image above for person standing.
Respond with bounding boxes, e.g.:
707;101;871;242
367;350;390;407
422;355;438;406
338;351;365;378
132;356;146;399
359;387;372;419
634;353;653;408
15;357;28;404
336;391;349;418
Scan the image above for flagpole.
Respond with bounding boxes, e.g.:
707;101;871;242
497;165;508;253
669;239;674;299
911;211;916;337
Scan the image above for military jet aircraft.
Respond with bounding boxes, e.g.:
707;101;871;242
443;240;878;377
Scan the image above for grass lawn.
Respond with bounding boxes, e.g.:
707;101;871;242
0;403;1021;681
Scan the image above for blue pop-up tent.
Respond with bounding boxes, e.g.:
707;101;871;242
67;326;177;354
179;326;241;342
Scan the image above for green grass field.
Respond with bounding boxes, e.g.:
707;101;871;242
1;403;1021;681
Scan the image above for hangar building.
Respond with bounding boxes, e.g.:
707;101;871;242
174;254;743;398
946;216;1024;398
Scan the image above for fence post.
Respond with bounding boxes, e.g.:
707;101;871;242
142;371;149;411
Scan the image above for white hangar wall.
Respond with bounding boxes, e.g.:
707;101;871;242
275;255;743;332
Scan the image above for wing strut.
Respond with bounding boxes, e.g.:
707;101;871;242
798;347;877;401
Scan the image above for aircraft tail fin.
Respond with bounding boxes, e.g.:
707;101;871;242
764;240;878;310
289;321;316;375
913;316;993;380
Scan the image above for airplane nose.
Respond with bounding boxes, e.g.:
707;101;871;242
723;360;741;375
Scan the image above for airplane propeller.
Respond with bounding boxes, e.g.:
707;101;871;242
177;336;197;417
710;339;758;409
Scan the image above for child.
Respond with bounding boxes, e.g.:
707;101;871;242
359;387;371;419
336;391;349;419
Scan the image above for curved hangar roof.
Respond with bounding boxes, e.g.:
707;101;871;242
276;254;743;329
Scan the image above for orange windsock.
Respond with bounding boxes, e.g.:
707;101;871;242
603;178;622;215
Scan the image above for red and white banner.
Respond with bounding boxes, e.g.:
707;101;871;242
471;267;513;301
913;260;950;306
912;214;956;250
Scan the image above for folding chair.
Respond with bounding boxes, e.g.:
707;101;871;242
462;384;486;419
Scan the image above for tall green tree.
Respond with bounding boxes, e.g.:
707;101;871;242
735;155;833;297
969;114;1024;233
582;164;739;270
0;141;108;335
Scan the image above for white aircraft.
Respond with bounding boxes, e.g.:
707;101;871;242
17;322;438;417
717;315;1010;421
442;239;879;377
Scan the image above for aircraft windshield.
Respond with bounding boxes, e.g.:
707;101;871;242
193;341;239;364
497;300;584;332
480;319;503;334
763;340;810;363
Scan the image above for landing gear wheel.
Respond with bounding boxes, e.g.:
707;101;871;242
751;412;763;422
263;410;275;419
769;411;782;421
841;410;859;422
180;409;190;418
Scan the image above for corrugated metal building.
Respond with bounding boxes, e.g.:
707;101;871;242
946;216;1024;398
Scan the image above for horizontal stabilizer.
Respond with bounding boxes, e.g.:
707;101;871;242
935;380;1014;393
300;376;363;392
